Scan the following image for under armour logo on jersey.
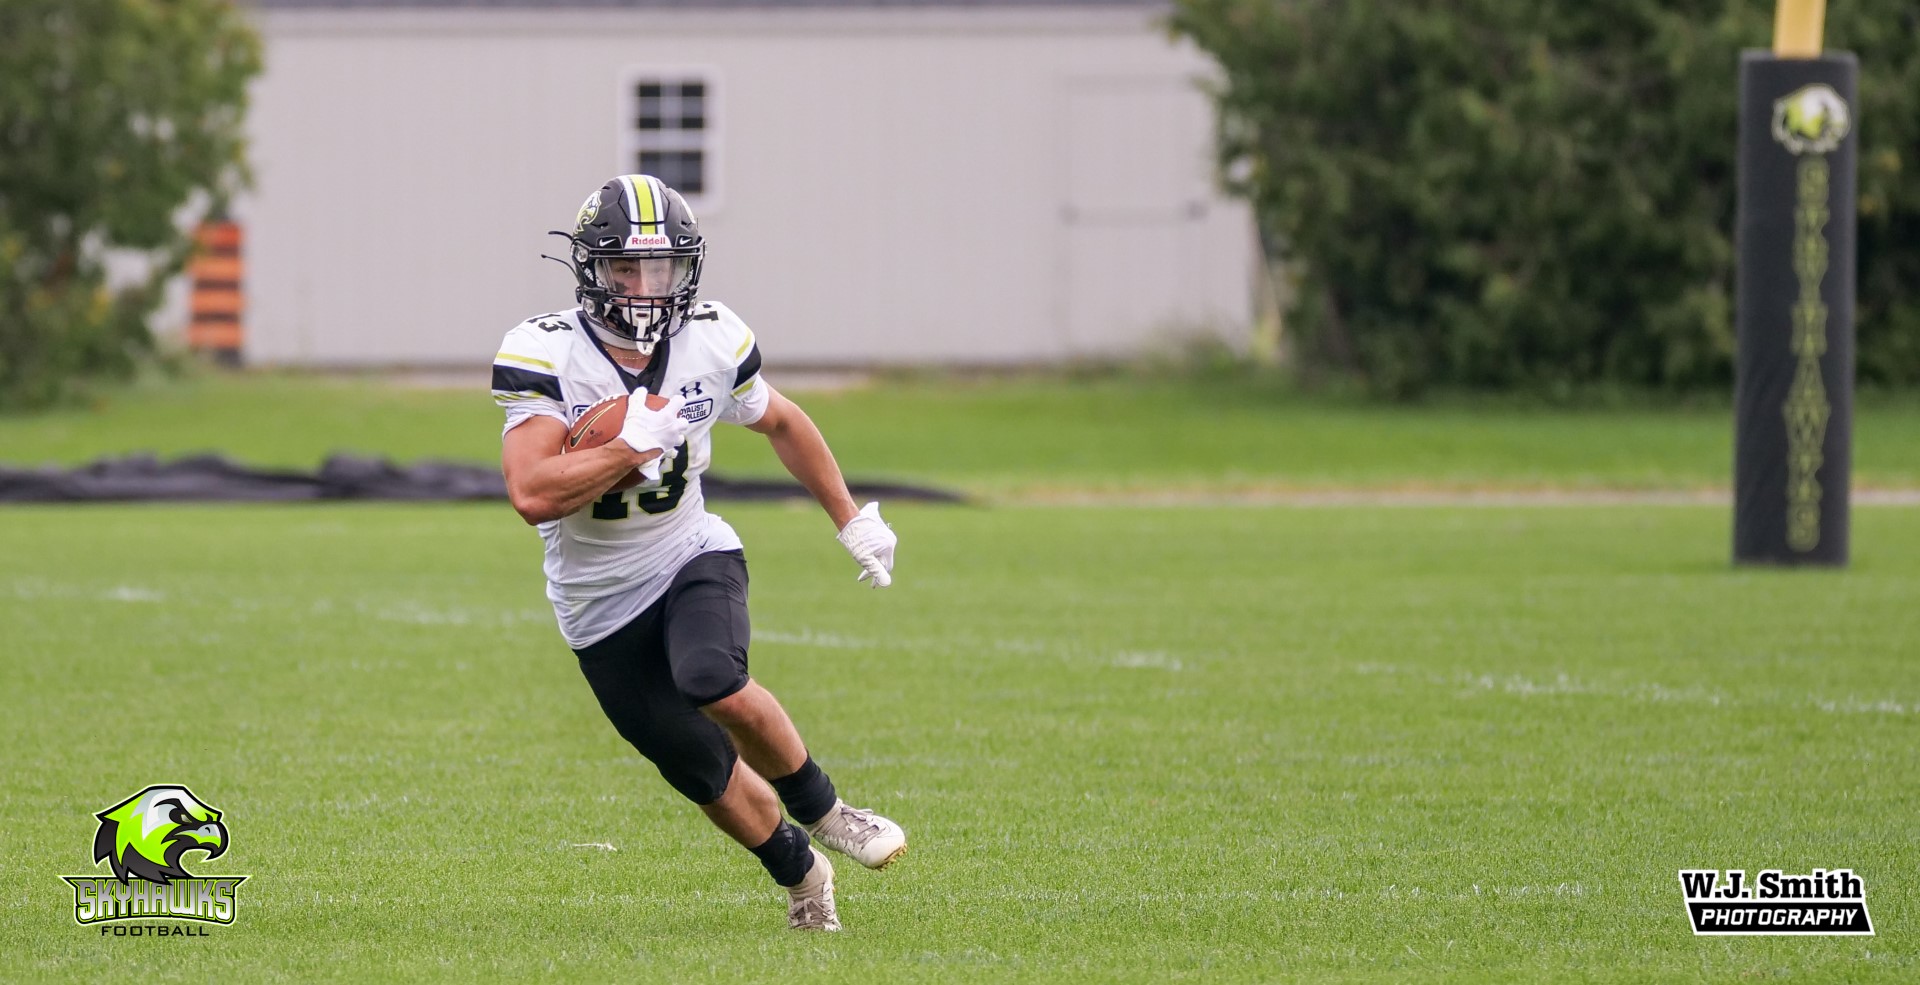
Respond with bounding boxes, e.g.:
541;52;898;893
680;382;704;398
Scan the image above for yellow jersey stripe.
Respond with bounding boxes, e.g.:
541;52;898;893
495;352;554;370
733;330;756;360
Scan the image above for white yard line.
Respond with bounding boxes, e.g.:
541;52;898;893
1355;662;1912;716
759;627;1193;672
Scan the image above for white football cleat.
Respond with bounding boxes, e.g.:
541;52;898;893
786;847;840;932
803;800;908;870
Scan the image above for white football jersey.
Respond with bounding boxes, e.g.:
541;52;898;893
491;301;771;647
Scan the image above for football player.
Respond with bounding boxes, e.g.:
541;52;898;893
491;174;904;932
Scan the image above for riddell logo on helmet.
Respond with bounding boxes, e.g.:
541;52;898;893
626;234;671;249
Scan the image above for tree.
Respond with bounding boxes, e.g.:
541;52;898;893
1170;1;1920;396
0;0;260;410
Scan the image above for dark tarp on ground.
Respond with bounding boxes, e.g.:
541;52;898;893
0;455;965;505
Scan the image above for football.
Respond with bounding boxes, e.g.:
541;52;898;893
565;391;668;491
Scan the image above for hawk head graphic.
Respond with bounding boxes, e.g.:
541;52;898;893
1773;84;1851;155
91;785;228;884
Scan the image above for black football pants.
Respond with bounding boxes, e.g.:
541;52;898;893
571;549;753;804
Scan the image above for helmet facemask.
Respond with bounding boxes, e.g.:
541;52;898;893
580;250;702;354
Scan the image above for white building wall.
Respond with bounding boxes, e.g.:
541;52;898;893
241;6;1253;368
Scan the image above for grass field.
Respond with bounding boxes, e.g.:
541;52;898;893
2;372;1916;982
5;371;1920;496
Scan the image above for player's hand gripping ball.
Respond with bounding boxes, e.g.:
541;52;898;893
564;391;669;492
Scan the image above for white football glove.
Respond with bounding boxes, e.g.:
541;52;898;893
835;501;897;588
617;389;690;482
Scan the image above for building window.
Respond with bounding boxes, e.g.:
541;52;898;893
624;74;715;206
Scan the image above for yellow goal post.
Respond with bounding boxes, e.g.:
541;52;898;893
1774;0;1826;57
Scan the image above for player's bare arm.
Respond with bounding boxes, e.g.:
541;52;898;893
746;385;859;529
749;385;899;587
501;416;661;525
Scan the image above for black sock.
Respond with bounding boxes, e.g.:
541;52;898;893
769;756;838;826
749;821;814;887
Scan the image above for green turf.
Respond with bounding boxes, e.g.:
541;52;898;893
2;502;1915;982
6;371;1920;496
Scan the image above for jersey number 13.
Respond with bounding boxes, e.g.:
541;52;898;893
590;442;689;520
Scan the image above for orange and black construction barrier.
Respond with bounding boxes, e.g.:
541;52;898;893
187;221;244;366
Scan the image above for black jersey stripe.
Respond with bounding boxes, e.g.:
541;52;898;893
733;344;762;389
491;365;562;401
633;334;672;396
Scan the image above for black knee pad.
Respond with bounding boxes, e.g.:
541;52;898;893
663;552;752;706
651;736;738;805
597;698;740;805
671;640;750;707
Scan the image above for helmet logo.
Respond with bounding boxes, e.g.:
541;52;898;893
575;191;601;234
626;233;671;249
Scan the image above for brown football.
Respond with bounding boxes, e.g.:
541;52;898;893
564;392;668;492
